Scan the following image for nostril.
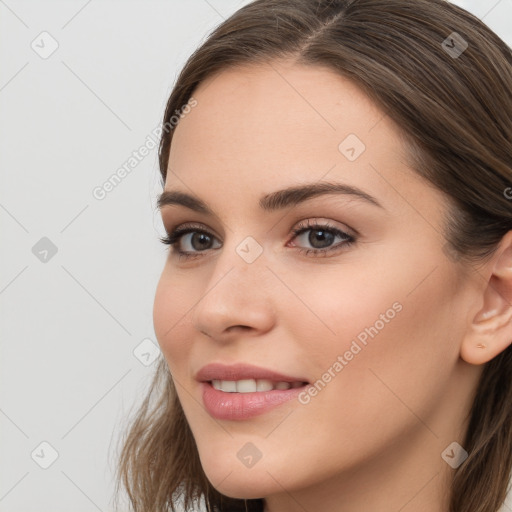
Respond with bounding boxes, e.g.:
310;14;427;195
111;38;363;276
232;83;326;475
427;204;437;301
226;325;251;332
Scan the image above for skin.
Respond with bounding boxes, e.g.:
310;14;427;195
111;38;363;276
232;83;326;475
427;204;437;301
153;59;512;512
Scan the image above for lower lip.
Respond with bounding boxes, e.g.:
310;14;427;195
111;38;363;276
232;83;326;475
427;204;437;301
200;381;308;420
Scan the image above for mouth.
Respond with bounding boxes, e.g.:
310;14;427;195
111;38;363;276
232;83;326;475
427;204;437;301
197;363;311;420
207;379;309;393
200;377;311;420
195;362;310;392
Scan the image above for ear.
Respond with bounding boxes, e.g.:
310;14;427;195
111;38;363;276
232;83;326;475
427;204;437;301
461;230;512;365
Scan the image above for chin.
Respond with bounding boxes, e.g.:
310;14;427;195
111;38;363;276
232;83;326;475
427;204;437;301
198;453;280;499
207;473;270;500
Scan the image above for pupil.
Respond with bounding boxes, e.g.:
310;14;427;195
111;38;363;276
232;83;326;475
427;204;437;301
192;233;211;250
309;229;334;249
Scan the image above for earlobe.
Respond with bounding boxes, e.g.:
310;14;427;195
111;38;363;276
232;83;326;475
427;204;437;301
460;231;512;366
460;338;491;366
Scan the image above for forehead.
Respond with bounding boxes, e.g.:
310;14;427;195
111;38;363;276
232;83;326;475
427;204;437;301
169;59;392;165
165;59;441;219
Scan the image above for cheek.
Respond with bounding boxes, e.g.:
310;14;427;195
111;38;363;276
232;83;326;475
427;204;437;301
279;263;403;366
285;255;462;423
153;270;195;371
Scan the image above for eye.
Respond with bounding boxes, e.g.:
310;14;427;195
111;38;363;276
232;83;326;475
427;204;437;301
159;219;357;260
159;223;221;259
288;219;356;257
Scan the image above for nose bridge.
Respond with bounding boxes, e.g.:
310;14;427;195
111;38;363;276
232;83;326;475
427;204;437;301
191;233;274;337
208;231;268;291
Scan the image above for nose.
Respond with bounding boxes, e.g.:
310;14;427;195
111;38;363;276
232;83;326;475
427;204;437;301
191;245;276;341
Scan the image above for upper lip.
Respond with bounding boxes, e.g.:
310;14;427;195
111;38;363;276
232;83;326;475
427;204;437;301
195;363;309;383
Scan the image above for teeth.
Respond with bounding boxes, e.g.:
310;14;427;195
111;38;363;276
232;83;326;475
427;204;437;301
256;379;274;392
238;379;263;392
211;379;305;393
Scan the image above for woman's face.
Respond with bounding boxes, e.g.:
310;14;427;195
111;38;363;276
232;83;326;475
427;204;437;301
153;60;484;507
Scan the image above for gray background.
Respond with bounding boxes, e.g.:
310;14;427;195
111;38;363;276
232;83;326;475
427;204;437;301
1;1;511;511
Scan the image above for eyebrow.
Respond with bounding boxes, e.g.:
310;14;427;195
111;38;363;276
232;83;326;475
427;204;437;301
157;181;384;214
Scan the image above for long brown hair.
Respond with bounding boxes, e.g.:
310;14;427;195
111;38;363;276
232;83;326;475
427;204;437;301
113;1;512;511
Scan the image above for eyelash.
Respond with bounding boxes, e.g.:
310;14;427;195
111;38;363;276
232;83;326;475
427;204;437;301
159;219;356;261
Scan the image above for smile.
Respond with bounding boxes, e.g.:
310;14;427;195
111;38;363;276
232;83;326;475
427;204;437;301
210;379;307;393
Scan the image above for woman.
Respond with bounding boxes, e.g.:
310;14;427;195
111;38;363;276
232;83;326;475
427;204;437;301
115;1;512;510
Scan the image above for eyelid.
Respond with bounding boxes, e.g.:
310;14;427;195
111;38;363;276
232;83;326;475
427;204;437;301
290;217;357;237
162;221;221;240
163;217;355;239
